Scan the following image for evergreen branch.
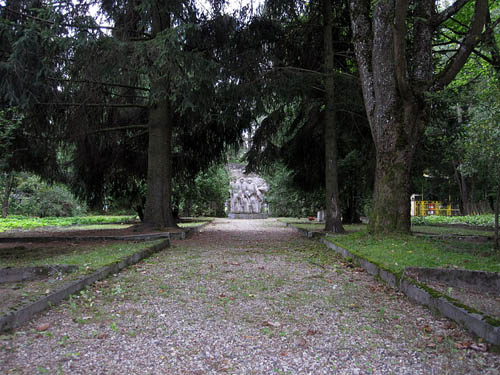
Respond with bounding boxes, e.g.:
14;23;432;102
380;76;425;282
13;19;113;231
47;78;150;91
3;6;151;37
37;102;148;109
82;124;148;136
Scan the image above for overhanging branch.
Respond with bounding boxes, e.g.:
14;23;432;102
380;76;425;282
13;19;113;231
434;0;489;90
431;0;470;27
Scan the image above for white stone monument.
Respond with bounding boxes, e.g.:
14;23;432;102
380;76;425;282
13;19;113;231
227;163;268;219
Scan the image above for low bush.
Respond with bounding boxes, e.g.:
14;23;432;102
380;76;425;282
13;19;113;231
7;174;86;217
411;214;495;227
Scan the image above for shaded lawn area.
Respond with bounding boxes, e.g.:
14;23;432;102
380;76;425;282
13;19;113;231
0;241;164;271
411;225;495;237
280;218;499;273
326;229;500;274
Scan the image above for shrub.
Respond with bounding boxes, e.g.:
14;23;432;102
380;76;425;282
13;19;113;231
9;174;86;217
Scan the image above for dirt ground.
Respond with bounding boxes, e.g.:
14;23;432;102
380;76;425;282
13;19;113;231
0;218;498;374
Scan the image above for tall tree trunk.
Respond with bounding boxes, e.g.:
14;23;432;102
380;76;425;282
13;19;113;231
2;174;14;218
495;168;499;252
370;100;420;233
348;0;488;233
323;0;344;233
143;96;176;228
454;166;472;215
143;2;176;228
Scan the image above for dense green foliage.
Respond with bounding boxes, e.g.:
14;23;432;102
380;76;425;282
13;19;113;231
2;174;86;217
263;164;323;217
0;215;137;232
411;214;496;227
174;164;230;217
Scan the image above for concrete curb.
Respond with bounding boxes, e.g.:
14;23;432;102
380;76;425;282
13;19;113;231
413;232;492;242
0;233;170;243
321;238;500;346
0;221;212;243
0;239;170;332
281;222;323;238
173;221;212;240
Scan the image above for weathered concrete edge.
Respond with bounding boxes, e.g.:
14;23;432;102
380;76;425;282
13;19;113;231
0;239;170;333
0;233;170;243
321;238;500;346
172;221;212;240
282;222;323;238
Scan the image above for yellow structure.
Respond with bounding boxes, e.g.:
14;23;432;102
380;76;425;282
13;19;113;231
410;194;455;216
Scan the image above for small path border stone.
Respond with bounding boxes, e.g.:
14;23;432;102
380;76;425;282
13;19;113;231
321;238;500;346
0;239;170;333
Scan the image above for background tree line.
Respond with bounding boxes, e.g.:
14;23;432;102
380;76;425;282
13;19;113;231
1;0;498;235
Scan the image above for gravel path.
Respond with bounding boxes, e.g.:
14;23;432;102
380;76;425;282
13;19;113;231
1;219;498;374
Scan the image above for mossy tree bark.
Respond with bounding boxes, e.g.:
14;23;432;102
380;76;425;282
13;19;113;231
349;0;488;233
495;168;499;252
323;0;344;233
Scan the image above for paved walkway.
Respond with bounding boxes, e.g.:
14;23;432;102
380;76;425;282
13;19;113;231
1;219;498;374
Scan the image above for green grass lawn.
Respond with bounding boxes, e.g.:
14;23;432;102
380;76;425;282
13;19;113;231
412;225;495;237
0;240;163;272
326;228;500;274
0;215;138;232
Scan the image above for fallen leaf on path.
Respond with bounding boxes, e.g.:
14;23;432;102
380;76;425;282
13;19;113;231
263;321;281;328
470;343;488;352
306;329;320;336
36;323;50;332
97;333;108;339
456;341;472;350
444;321;457;330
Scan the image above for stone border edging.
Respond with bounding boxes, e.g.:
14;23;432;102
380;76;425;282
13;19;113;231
281;222;323;238
0;239;170;332
320;238;500;346
0;233;170;243
0;221;212;243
